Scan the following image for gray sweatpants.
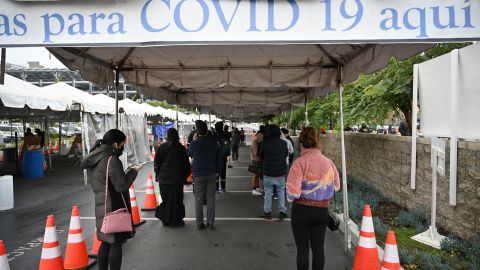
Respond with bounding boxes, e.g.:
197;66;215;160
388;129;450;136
193;173;217;225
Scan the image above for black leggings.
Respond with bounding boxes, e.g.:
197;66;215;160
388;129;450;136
291;203;328;270
98;242;123;270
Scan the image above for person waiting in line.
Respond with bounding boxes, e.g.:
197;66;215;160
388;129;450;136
287;127;341;270
281;128;294;167
188;120;222;230
25;127;34;137
34;128;45;148
81;129;139;270
154;128;191;228
231;128;241;162
258;125;289;220
215;122;230;192
224;125;233;169
250;126;264;196
239;128;246;145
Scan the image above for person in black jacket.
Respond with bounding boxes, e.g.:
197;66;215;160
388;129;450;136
154;128;191;227
259;125;289;220
81;129;139;270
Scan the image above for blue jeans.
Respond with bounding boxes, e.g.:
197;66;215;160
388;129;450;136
263;175;287;214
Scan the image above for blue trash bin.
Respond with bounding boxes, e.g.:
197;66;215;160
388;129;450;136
23;150;44;179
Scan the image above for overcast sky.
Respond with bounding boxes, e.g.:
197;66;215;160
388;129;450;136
5;47;66;69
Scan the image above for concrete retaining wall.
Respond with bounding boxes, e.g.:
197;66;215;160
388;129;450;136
319;133;480;240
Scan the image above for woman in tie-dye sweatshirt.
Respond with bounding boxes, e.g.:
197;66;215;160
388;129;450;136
286;127;340;270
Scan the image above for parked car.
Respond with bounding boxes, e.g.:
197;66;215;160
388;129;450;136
0;125;24;138
61;125;82;137
0;130;12;143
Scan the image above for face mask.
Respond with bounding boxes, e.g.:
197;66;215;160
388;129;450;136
113;145;124;157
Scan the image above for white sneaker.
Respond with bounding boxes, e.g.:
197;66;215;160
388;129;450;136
252;189;262;196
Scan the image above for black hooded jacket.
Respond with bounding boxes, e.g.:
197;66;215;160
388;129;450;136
258;126;288;177
154;141;191;184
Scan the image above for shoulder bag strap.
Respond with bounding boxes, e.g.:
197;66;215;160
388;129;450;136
104;156;130;216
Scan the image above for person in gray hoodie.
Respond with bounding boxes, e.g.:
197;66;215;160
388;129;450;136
81;129;138;270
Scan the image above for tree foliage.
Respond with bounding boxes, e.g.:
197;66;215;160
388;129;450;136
280;43;471;131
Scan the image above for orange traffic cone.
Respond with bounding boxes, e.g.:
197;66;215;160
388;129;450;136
129;185;145;226
89;229;101;257
141;173;157;211
39;215;63;270
0;240;10;270
49;141;53;154
381;231;401;270
353;205;380;270
44;148;49;156
64;206;94;269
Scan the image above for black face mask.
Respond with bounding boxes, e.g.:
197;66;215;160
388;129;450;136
113;146;124;157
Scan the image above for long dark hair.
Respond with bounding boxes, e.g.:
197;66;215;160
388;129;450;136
166;128;180;144
91;129;126;152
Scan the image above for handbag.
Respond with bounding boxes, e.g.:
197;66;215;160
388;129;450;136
328;191;340;231
248;160;258;173
100;156;133;234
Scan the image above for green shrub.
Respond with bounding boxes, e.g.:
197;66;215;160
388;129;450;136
373;216;388;239
395;208;429;233
418;251;450;270
469;240;480;270
398;247;415;265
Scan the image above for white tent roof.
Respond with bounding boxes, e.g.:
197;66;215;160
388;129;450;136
49;44;432;121
0;74;69;111
41;82;110;114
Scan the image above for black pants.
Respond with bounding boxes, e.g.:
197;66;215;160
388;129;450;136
98;242;123;270
291;203;328;270
217;157;227;190
231;145;239;161
157;184;185;226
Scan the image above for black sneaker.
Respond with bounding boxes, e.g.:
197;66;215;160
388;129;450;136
260;212;272;220
279;212;288;221
207;223;215;230
197;223;206;230
228;165;233;168
273;194;278;200
171;221;185;228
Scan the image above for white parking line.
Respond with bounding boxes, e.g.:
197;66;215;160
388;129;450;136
80;217;290;221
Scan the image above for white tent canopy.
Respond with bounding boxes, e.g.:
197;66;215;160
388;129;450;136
49;43;432;120
0;74;69;111
41;82;110;114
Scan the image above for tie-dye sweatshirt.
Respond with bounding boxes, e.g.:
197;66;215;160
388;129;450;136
286;148;340;207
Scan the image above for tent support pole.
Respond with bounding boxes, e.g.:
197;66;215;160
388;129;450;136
337;65;351;252
115;69;120;129
175;93;179;130
46;118;52;171
58;121;62;156
304;93;309;126
59;122;63;156
80;108;87;185
411;65;419;190
0;48;6;84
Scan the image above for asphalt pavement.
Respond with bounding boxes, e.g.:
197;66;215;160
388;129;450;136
0;146;353;270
